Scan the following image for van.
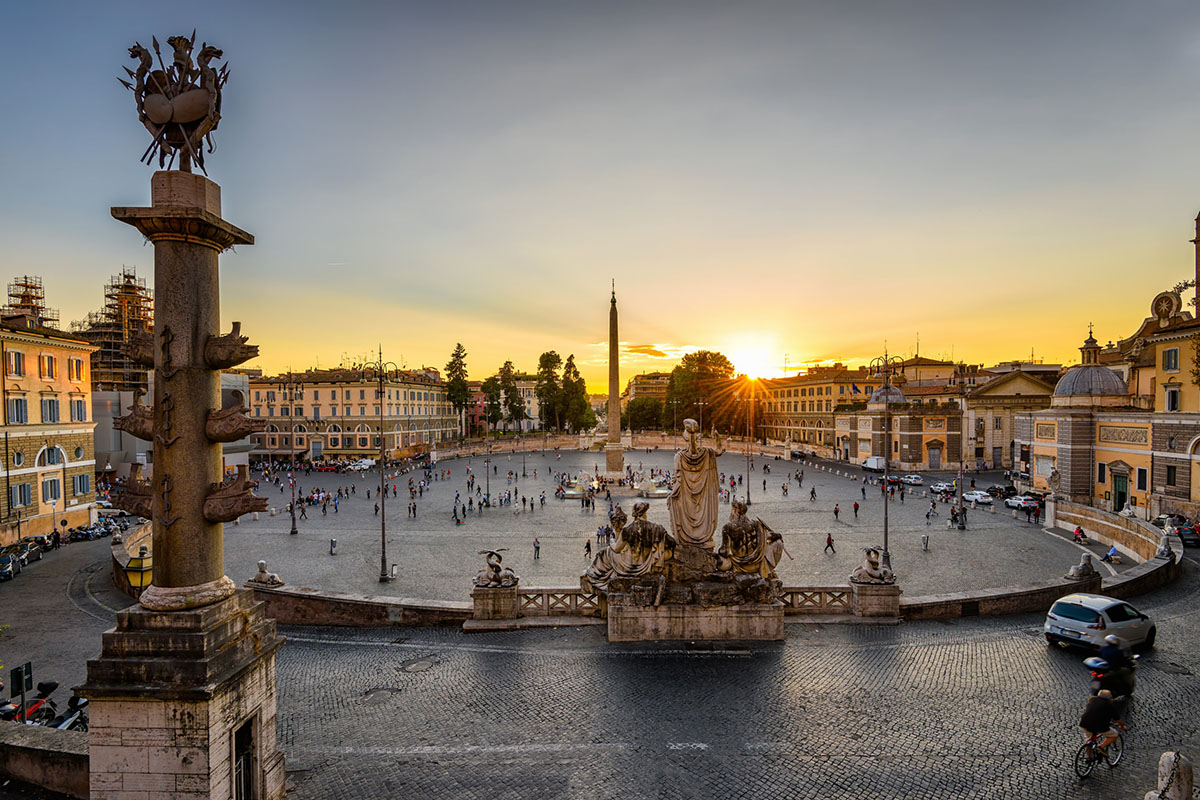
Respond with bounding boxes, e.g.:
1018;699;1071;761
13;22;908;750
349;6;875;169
862;456;886;472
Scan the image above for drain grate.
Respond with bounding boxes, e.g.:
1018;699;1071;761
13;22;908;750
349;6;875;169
360;687;403;705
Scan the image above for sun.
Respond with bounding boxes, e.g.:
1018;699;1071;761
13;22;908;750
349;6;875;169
727;346;780;379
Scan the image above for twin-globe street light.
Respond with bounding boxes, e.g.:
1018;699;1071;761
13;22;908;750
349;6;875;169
280;371;304;536
869;352;904;570
362;347;400;583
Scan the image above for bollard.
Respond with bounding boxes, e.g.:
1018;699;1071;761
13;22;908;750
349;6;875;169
330;538;338;555
921;491;927;498
1011;509;1018;519
989;504;996;514
921;534;929;552
946;519;954;529
391;563;398;579
253;512;259;521
971;501;977;510
234;517;240;525
269;508;277;517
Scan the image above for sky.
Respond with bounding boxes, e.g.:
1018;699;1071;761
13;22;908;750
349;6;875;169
2;1;1199;391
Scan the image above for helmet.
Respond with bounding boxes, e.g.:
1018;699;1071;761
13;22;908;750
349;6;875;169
1104;635;1120;645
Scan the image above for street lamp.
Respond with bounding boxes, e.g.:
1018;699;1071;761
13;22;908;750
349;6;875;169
957;384;967;530
362;346;400;583
869;351;904;570
281;370;304;536
484;437;492;507
668;400;681;451
696;400;709;434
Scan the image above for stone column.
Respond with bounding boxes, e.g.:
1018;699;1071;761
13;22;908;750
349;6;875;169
83;172;284;800
605;287;624;476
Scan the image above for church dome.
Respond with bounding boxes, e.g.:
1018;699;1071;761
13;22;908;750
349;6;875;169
868;384;906;405
1053;330;1127;399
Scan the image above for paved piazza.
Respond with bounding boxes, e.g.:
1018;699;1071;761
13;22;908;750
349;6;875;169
224;450;1113;599
1;535;1197;799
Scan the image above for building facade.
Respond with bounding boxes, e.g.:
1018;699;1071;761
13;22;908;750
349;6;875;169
760;365;879;452
1;314;98;542
248;368;457;461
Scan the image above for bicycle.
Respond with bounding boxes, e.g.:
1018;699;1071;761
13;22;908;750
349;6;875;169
1073;730;1125;778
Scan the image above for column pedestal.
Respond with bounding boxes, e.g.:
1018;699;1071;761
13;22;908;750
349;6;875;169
851;582;902;617
80;591;285;799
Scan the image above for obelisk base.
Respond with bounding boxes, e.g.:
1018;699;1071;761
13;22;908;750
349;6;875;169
80;590;285;800
605;442;624;479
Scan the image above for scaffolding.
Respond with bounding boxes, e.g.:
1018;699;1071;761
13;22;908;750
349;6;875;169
70;267;154;392
2;275;60;328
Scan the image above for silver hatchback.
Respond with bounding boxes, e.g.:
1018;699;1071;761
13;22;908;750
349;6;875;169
1044;593;1156;649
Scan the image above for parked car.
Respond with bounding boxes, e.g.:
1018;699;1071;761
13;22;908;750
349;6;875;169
930;482;953;494
884;476;902;486
962;490;993;505
15;540;42;563
1004;495;1038;510
1025;489;1048;506
0;554;20;578
901;475;924;485
987;484;1018;498
1044;593;1156;649
21;535;53;552
1;545;28;567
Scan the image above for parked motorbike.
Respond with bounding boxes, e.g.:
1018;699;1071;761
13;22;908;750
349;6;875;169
46;695;88;731
0;681;60;724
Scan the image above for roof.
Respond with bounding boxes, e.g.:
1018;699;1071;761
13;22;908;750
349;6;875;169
868;384;907;404
0;317;94;346
1053;365;1127;397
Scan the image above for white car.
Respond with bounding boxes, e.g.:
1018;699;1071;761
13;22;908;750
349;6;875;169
962;490;992;504
901;475;924;485
930;482;953;493
1004;495;1038;510
1044;593;1156;649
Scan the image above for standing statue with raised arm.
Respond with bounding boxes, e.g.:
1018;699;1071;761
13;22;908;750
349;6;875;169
667;418;725;549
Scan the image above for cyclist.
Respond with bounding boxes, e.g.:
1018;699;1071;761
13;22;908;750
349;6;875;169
1079;689;1127;756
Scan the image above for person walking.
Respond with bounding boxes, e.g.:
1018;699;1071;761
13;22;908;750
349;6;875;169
861;485;866;499
533;537;540;559
853;501;859;519
824;533;836;554
374;501;379;516
833;504;840;520
925;509;931;525
810;487;817;502
584;540;592;558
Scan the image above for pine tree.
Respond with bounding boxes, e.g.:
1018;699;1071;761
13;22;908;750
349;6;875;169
535;351;562;431
445;343;469;440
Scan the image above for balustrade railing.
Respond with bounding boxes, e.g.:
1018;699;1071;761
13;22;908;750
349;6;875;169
513;585;852;618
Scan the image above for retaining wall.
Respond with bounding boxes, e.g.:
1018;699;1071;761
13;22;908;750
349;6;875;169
246;584;471;626
0;721;88;799
1054;501;1163;562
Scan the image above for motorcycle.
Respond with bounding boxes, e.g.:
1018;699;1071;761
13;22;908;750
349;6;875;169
1085;653;1139;703
0;680;60;724
46;695;88;731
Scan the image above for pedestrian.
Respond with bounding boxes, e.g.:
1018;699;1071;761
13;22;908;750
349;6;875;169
853;501;859;519
925;510;931;525
299;505;307;520
534;537;540;559
824;533;835;554
861;486;866;500
1033;506;1041;525
374;502;379;516
833;504;840;520
810;487;817;502
584;540;592;558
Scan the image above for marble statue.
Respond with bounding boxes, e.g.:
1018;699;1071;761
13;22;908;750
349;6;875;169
1155;534;1175;560
717;501;785;581
474;550;519;588
850;546;895;585
119;33;229;173
586;503;675;592
668;418;725;549
1066;553;1098;580
248;560;284;588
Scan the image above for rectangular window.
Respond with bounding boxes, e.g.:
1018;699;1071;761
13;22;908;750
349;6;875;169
1097;462;1107;484
72;474;91;495
266;390;276;402
268;407;274;417
294;406;302;417
1163;347;1180;371
41;397;60;423
360;389;366;400
344;406;351;416
38;355;57;379
312;407;320;420
1167;465;1177;486
6;397;28;424
1136;467;1148;491
4;350;25;377
68;357;84;381
9;484;32;507
254;407;261;417
1166;387;1181;412
254;390;261;402
70;398;87;421
281;407;290;417
41;477;60;502
994;418;1002;430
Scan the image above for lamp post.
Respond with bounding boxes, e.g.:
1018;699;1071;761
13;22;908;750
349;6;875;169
668;400;680;451
362;346;400;583
869;351;904;569
957;384;967;530
281;370;304;536
484;437;492;507
696;400;708;434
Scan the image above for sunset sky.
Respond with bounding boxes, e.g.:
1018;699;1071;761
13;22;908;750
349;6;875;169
2;1;1199;391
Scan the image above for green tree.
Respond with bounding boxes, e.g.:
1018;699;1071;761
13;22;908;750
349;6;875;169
626;397;662;432
481;376;503;436
559;355;590;432
535;351;562;431
497;360;525;432
665;350;736;432
444;343;470;440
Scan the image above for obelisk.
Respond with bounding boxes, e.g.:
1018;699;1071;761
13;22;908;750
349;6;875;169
605;283;624;477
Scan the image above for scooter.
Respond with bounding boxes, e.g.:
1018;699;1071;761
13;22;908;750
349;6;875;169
46;695;88;731
0;681;60;724
1085;654;1139;702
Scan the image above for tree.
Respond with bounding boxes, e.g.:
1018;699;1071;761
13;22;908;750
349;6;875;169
626;397;662;432
481;376;503;436
497;361;525;432
445;343;469;439
559;354;591;432
665;350;737;432
535;351;562;431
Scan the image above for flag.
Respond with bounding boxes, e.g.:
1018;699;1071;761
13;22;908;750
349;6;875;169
852;383;861;394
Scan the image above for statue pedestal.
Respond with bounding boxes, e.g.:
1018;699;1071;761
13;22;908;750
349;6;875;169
851;582;902;617
471;585;518;620
604;442;624;478
80;590;285;799
607;599;784;642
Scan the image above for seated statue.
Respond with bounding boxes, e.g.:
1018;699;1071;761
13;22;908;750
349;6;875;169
716;501;785;581
849;546;895;585
585;502;675;592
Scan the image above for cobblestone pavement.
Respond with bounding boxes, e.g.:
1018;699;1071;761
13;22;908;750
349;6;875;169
4;534;1197;799
227;451;1110;600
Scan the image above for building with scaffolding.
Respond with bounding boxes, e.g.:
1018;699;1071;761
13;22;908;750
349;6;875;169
70;268;153;393
1;275;60;329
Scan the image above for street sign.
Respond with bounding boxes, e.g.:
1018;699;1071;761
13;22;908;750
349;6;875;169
10;662;31;698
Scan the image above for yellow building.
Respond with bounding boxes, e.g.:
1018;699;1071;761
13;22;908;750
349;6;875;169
761;365;879;452
1;313;98;543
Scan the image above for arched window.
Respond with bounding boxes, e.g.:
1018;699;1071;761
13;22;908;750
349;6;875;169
36;446;66;467
328;424;342;433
